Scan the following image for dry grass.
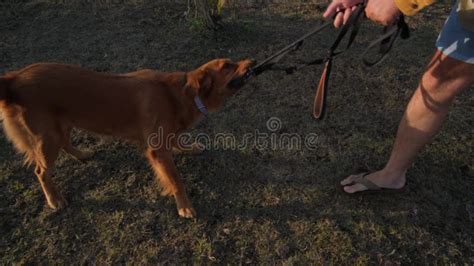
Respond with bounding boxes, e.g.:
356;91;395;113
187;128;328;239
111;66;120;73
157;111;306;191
0;1;472;264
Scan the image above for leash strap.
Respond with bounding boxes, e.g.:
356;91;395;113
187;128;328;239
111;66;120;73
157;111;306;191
312;8;408;119
313;3;365;119
228;20;333;88
252;20;333;76
229;3;410;120
269;1;366;76
362;15;410;66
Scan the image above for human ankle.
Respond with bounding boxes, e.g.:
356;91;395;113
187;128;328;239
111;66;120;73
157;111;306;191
380;168;406;183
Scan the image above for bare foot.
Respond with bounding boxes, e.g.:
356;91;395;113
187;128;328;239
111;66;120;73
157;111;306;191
340;169;406;194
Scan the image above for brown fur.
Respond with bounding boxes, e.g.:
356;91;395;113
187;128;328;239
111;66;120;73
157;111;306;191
0;59;253;218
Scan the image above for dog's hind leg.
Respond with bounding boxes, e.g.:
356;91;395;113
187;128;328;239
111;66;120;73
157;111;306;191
145;148;196;218
61;126;94;161
34;132;67;210
35;146;66;209
21;113;67;210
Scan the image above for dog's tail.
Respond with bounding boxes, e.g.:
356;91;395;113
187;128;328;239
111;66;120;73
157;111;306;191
0;75;36;166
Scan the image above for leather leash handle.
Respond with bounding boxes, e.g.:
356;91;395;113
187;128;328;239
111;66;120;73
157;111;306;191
313;59;332;119
312;3;363;120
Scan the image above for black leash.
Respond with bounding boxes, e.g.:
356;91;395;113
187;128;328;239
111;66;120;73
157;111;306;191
230;2;410;120
229;19;333;87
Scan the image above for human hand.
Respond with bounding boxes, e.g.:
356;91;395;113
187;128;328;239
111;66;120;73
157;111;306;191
365;0;402;26
324;0;402;28
323;0;363;28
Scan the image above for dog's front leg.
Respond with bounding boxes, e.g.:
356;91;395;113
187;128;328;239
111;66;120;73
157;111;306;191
145;148;196;218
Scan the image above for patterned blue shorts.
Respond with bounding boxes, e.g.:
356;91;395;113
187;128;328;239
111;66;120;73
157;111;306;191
436;7;474;64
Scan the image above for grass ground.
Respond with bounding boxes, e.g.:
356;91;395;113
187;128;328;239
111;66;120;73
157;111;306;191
0;1;473;264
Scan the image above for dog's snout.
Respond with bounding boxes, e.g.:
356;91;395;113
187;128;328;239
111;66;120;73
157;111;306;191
239;59;256;69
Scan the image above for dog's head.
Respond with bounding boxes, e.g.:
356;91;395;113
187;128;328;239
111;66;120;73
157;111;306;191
184;58;254;112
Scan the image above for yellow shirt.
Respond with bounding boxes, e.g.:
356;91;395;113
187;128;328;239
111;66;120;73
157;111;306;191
395;0;435;16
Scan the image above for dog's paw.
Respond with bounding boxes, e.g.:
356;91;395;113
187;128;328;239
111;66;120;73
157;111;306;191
178;207;196;219
76;149;94;161
189;142;205;155
47;194;67;210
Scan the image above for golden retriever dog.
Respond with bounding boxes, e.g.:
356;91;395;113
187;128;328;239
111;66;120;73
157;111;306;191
0;59;254;218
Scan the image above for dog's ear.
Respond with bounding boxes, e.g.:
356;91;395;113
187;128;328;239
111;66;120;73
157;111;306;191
183;69;212;98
